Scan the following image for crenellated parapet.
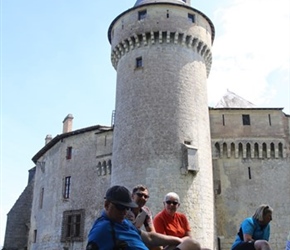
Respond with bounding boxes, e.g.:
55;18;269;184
111;30;212;76
212;139;287;159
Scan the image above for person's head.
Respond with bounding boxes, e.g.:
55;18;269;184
131;184;150;208
163;192;180;216
104;185;138;223
252;204;273;225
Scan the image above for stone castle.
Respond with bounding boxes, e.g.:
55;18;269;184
3;0;290;249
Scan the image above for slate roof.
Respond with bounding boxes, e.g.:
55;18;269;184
215;90;256;108
134;0;189;7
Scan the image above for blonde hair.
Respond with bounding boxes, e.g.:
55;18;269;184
164;192;180;203
252;204;273;221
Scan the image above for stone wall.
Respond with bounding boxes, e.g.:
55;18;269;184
210;108;290;250
3;168;35;250
27;129;113;250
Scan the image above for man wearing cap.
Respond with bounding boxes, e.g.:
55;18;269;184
126;184;156;232
86;185;202;250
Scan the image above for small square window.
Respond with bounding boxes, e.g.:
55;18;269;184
138;10;147;20
188;13;195;23
136;57;143;68
242;114;251;125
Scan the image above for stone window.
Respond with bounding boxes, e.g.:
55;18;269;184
278;142;283;158
262;143;267;158
33;230;37;243
63;176;71;199
270;143;275;158
254;143;259;158
248;167;252;179
39;187;44;209
102;161;107;175
138;10;147;20
246;143;251;158
107;160;112;174
188;13;195;23
61;209;85;242
66;146;72;159
242;114;250;125
136;57;143;68
214;142;220;158
268;114;272;126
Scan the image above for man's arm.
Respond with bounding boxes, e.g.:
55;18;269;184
241;219;256;242
140;230;182;247
144;213;156;233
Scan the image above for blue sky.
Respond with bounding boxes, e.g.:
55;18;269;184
0;0;289;246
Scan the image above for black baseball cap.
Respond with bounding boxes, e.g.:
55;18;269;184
105;185;138;208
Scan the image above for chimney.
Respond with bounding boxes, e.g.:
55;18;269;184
45;134;52;145
63;114;74;133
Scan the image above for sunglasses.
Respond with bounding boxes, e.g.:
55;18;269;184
111;202;130;211
165;200;179;206
135;192;149;199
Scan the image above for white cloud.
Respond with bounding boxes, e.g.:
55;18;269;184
207;0;290;112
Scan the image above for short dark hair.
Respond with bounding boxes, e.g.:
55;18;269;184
132;184;148;194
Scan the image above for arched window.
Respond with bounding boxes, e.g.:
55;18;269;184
254;143;259;158
107;160;112;174
214;142;220;158
238;143;243;158
262;143;267;158
270;143;275;158
278;143;283;158
97;162;102;176
223;142;227;158
246;143;251;158
102;161;107;175
231;143;235;158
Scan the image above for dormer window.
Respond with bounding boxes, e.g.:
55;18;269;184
188;13;195;23
138;10;147;20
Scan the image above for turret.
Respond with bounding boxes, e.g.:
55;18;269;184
108;1;215;247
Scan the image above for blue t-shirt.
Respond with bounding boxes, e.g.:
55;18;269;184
87;211;149;250
231;217;270;250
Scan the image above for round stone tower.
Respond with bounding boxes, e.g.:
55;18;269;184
108;0;215;247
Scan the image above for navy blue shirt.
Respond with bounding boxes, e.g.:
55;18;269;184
88;211;149;250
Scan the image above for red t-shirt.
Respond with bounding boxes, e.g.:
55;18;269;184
153;209;191;238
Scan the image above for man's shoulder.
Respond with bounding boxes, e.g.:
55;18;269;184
91;216;110;229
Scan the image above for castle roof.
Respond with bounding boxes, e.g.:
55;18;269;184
31;125;112;164
134;0;189;7
215;90;256;108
